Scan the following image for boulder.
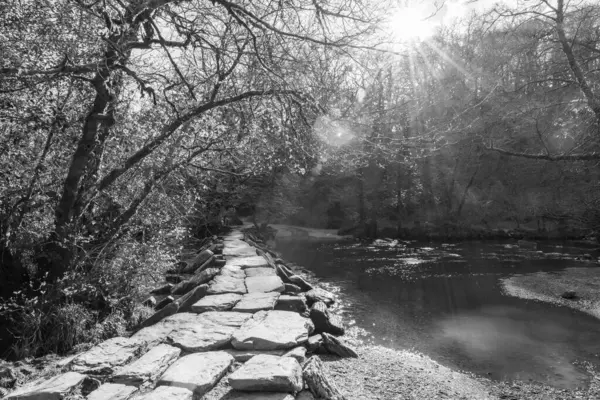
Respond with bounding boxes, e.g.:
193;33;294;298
283;346;307;363
283;284;302;294
305;288;335;307
150;284;173;295
183;249;214;273
245;267;277;277
195;255;216;274
191;293;242;313
306;334;323;352
71;337;144;375
207;275;246;295
134;386;192;400
275;295;307;313
233;292;280;313
142;296;156;308
309;302;344;336
232;310;313;350
138;302;179;330
87;383;137;400
112;344;181;386
175;284;209;312
226;256;270;269
302;356;346;400
321;333;358;358
155;296;174;311
296;390;316;400
245;276;285;293
228;354;303;393
288;275;313;292
157;352;234;396
4;372;88;400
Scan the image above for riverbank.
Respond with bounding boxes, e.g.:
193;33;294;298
501;266;600;320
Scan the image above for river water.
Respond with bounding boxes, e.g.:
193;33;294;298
276;238;600;389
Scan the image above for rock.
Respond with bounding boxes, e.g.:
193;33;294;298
228;354;303;393
191;293;242;313
288;275;313;292
157;352;234;396
310;302;344;336
4;371;88;400
167;320;236;352
132;313;204;346
221;392;294;400
194;255;216;274
233;292;280;313
172;268;219;295
175;283;209;312
223;241;258;257
232;310;313;350
306;334;323;352
87;383;137;400
150;284;173;295
321;333;358;358
0;364;16;386
154;296;174;311
245;276;285;293
561;291;577;300
302;356;346;400
112;344;181;386
183;249;214;273
305;288;335;306
283;284;301;294
283;347;307;363
138;302;179;330
245;267;277;277
223;349;286;362
199;311;253;327
207;275;247;295
142;296;156;308
133;386;192;400
275;295;307;313
226;256;270;269
165;274;184;284
220;265;246;279
71;337;144;375
213;259;227;268
296;390;316;400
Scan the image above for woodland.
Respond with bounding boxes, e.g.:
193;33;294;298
1;0;600;358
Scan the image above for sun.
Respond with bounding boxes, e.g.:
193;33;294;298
388;6;437;41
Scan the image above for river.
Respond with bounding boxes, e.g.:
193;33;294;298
276;238;600;389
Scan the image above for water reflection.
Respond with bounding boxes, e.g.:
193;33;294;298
277;239;600;389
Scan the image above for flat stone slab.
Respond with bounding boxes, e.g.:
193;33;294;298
275;295;307;313
71;337;143;374
191;293;242;313
223;349;285;362
245;276;284;293
223;241;258;257
233;292;280;313
132;313;204;346
226;256;270;269
245;267;277;277
208;275;247;295
283;347;307;363
167;321;236;352
228;354;303;392
199;311;253;327
157;352;234;396
133;386;192;400
220;265;246;278
112;344;180;386
221;392;295;400
5;372;87;400
232;310;313;350
87;383;138;400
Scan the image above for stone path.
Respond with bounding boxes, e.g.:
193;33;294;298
4;229;333;400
